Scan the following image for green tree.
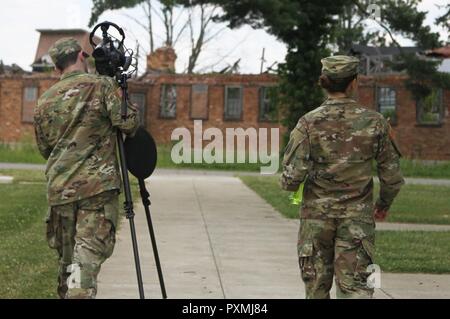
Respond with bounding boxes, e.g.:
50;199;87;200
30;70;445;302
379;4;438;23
90;0;143;26
200;0;349;134
370;0;450;101
436;3;450;30
333;1;386;53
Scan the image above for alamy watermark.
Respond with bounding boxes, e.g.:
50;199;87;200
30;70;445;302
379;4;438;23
170;120;280;174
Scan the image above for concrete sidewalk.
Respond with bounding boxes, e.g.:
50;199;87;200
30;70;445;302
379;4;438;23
96;174;450;299
2;162;450;186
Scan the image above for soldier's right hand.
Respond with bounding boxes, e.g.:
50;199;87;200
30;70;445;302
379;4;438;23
374;207;388;222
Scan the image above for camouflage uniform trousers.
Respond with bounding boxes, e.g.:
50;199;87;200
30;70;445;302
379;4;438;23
298;216;375;299
46;190;119;299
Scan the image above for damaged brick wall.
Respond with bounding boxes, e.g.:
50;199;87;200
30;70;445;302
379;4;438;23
131;73;283;149
1;72;450;160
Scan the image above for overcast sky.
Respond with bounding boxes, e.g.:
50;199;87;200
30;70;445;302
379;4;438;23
0;0;448;74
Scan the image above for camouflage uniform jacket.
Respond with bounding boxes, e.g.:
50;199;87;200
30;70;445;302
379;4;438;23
34;70;140;205
281;97;404;219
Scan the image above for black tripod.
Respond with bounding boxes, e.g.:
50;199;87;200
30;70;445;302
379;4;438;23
116;83;167;299
89;20;166;299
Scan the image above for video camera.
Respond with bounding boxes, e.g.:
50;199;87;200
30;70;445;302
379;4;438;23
89;21;134;78
90;21;136;119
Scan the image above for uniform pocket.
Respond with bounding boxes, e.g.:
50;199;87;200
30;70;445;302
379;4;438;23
46;207;59;250
298;239;315;282
357;237;374;267
361;238;374;262
354;237;375;281
94;216;115;259
103;194;119;230
101;194;119;258
94;214;113;242
76;209;116;259
76;191;119;259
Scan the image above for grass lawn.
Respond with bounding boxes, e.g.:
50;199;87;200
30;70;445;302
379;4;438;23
157;144;263;172
398;159;450;179
239;176;450;273
0;169;49;183
0;143;46;164
0;170;140;298
375;231;450;274
239;175;450;225
2;143;450;178
0;182;57;298
0;169;141;188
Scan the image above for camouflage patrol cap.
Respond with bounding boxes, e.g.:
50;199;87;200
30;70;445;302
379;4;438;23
321;55;360;79
48;37;82;66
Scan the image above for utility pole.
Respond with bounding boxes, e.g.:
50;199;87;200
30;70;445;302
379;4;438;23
260;48;266;74
135;40;140;78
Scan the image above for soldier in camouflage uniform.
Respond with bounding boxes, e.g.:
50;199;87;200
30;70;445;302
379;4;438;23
280;55;404;299
34;38;140;299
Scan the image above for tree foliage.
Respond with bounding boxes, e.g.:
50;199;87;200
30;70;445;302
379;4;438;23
375;0;441;48
89;0;143;26
202;0;350;134
436;3;450;30
333;2;386;53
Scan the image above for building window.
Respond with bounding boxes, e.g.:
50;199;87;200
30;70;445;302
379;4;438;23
224;86;243;120
259;86;279;122
190;84;208;120
417;88;444;125
377;87;397;124
129;93;146;126
160;84;177;118
22;86;38;123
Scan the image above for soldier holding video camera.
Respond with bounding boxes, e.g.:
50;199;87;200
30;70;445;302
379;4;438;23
34;38;140;299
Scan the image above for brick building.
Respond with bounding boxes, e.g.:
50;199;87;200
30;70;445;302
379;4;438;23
129;73;281;145
32;29;100;72
0;73;54;142
0;33;449;160
0;29;100;143
0;72;281;146
358;74;450;159
353;45;450;160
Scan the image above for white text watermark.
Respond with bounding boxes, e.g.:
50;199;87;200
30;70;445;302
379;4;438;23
170;120;280;174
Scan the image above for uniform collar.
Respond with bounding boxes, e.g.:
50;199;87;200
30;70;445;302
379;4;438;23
60;70;85;81
323;97;357;105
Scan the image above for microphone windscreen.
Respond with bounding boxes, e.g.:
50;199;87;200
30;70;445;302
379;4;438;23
124;127;157;179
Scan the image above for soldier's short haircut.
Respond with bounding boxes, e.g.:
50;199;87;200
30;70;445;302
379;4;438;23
319;74;357;93
54;51;80;71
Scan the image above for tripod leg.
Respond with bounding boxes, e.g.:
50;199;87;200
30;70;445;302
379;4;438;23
118;132;145;299
127;212;145;299
138;178;167;299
